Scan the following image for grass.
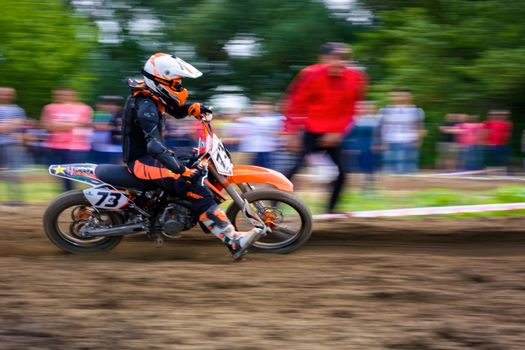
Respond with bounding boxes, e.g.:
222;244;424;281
2;170;525;218
0;180;61;203
0;168;85;204
302;186;525;217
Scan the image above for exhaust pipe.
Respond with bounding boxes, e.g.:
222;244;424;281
82;223;148;237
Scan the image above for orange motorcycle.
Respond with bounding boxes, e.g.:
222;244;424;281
43;114;313;255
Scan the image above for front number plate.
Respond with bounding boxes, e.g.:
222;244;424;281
209;135;233;176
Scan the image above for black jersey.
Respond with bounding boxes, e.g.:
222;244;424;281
122;93;191;173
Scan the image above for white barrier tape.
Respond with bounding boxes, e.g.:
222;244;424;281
313;213;350;220
427;175;525;182
414;168;507;177
385;171;525;182
313;202;525;221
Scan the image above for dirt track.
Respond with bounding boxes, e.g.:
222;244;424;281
1;204;525;349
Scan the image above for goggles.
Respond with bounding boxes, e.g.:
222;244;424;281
141;69;184;92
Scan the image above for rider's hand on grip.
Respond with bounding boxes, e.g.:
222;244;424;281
201;105;213;121
181;166;205;186
188;103;212;122
188;103;213;121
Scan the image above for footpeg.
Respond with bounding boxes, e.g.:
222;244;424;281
153;235;164;247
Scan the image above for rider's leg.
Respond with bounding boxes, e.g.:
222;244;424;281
129;156;261;259
198;204;261;260
181;182;261;260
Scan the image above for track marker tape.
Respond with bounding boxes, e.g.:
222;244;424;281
313;202;525;221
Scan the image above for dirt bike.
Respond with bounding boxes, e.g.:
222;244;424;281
43;114;313;255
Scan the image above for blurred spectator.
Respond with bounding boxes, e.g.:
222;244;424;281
164;117;197;156
456;114;486;170
91;96;123;164
346;101;381;192
217;112;242;151
164;117;178;149
283;42;367;213
484;110;512;170
521;130;525;172
215;112;246;165
23;119;48;165
109;99;124;163
273;99;299;174
0;87;27;205
238;99;283;169
438;113;463;170
41;87;93;191
380;88;426;174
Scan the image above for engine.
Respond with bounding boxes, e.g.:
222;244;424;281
159;203;195;238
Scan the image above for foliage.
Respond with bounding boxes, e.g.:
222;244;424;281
163;0;358;100
356;0;525;164
0;0;97;117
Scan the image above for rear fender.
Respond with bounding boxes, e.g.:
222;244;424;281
49;164;105;187
227;165;293;192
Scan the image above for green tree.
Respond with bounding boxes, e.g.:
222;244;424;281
356;0;525;164
163;0;358;99
0;1;98;117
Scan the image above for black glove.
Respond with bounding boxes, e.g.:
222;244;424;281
201;104;212;114
188;103;212;120
181;166;205;186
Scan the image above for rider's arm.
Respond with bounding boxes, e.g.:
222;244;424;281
136;98;185;174
165;103;191;119
166;102;210;120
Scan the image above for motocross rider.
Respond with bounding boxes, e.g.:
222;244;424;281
123;53;260;259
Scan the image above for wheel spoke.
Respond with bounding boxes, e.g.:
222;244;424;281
268;230;295;241
239;204;301;246
229;191;311;251
57;205;110;245
272;226;297;236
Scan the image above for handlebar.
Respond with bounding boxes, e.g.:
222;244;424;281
200;113;214;136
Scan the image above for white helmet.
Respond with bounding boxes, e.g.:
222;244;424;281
142;53;202;106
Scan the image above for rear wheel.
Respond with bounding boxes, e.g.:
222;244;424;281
226;189;312;254
43;191;123;253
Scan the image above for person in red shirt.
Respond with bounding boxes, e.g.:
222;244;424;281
283;42;367;213
484;110;513;169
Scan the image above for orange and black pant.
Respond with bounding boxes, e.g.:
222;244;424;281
128;155;215;215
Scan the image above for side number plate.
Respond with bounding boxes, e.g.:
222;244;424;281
83;188;129;210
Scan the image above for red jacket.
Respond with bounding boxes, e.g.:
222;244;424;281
283;64;367;134
484;119;512;146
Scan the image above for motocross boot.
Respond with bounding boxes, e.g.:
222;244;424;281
199;205;262;260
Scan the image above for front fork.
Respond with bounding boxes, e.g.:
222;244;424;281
237;183;255;194
210;168;270;233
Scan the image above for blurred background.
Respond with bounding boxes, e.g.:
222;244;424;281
2;0;525;213
3;4;525;347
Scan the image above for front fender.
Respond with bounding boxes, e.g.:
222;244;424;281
227;165;293;192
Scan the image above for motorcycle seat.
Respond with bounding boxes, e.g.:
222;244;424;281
95;164;158;190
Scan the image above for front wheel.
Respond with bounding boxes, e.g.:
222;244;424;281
226;189;313;254
43;191;123;253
